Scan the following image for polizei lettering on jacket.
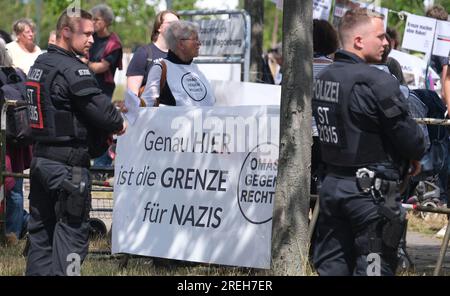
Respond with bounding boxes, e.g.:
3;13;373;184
313;78;343;146
313;79;340;103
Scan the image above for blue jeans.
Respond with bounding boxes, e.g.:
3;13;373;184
6;178;29;238
93;151;112;168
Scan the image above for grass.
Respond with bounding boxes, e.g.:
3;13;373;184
0;239;26;276
406;212;447;235
0;210;446;276
0;236;317;276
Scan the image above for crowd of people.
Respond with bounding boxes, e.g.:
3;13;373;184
0;2;450;276
0;3;217;275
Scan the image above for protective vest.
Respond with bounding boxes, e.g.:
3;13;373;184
25;50;101;144
157;59;215;106
312;61;405;167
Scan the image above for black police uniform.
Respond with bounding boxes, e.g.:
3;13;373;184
311;50;426;276
24;45;124;276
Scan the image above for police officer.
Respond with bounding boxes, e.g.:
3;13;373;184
25;9;126;276
312;8;426;276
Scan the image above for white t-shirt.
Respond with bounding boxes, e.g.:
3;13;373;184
6;41;41;74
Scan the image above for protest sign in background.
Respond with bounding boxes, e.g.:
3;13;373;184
196;18;245;56
433;20;450;58
333;0;388;29
401;14;436;56
389;49;439;89
313;0;333;20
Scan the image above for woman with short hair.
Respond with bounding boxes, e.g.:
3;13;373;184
85;4;123;100
6;18;41;74
141;20;215;107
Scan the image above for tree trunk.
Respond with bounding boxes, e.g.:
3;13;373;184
244;0;264;82
271;0;313;275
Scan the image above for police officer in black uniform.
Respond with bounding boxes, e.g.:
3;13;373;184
24;9;126;276
312;8;426;276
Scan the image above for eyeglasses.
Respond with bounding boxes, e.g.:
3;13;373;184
181;38;200;42
93;17;104;22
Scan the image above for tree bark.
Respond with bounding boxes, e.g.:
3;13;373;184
244;0;264;82
271;0;313;275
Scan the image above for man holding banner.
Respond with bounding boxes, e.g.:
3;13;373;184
312;8;426;276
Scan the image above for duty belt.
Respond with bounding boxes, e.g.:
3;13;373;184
33;144;91;168
326;165;358;177
327;165;400;180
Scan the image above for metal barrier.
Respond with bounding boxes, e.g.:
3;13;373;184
0;99;115;246
1;97;450;274
412;117;450;275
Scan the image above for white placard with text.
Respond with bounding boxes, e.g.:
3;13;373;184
433;20;450;58
112;106;279;269
313;0;332;20
402;14;436;55
196;18;245;56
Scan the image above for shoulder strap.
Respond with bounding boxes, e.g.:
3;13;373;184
0;68;8;87
139;60;167;107
137;45;155;98
154;61;167;107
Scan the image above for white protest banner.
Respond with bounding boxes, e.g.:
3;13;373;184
433;20;450;58
313;0;332;20
401;14;436;55
389;49;439;89
211;80;281;106
112;106;279;269
196;18;245;56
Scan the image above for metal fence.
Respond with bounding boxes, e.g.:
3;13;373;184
0;99;115;247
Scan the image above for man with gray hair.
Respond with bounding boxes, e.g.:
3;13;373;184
82;4;122;100
82;4;123;168
6;18;41;74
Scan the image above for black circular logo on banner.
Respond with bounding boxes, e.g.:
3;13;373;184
181;72;207;102
237;142;278;224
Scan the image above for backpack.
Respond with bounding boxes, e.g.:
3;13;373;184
409;89;448;175
0;67;32;146
138;60;167;107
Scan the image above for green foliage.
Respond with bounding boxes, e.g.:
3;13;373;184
0;0;157;50
173;0;196;11
436;0;450;9
237;0;282;52
2;0;448;53
381;0;424;42
263;0;282;51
